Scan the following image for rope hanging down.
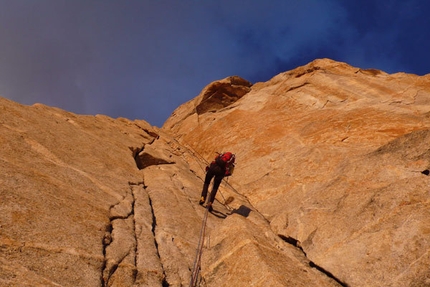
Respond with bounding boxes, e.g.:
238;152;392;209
181;141;238;285
189;206;210;287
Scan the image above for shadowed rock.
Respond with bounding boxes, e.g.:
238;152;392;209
195;76;252;115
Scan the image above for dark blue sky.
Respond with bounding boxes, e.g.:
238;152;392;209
1;0;429;126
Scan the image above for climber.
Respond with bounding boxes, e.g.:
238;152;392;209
199;152;235;212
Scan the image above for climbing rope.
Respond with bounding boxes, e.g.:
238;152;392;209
189;205;210;287
177;140;242;285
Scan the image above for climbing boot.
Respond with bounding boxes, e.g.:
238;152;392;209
199;196;206;205
207;202;213;212
200;184;209;199
199;184;209;205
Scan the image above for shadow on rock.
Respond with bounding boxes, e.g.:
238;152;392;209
229;205;252;218
210;209;227;219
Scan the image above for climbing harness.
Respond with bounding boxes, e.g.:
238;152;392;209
189;205;210;287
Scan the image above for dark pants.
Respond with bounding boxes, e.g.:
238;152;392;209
201;164;225;204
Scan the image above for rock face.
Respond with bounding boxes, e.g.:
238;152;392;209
1;58;430;287
163;58;430;286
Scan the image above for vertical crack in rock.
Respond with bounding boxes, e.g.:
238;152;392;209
148;193;170;287
131;180;170;287
130;186;138;284
278;235;349;287
101;223;112;287
101;188;137;287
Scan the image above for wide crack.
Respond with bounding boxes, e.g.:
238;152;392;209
278;235;349;287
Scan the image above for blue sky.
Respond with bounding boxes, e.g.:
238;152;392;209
0;0;429;127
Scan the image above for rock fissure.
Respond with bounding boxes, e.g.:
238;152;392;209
142;128;160;142
278;235;349;287
101;188;138;286
148;196;158;249
147;191;169;287
129;185;138;284
101;223;112;287
309;262;349;287
103;248;120;285
286;82;309;92
295;66;321;77
132;144;175;170
130;145;145;161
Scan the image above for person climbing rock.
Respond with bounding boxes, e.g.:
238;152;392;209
199;152;235;212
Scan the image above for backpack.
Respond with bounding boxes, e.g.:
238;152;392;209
215;152;235;176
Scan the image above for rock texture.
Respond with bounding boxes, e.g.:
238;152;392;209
164;59;430;286
1;58;430;287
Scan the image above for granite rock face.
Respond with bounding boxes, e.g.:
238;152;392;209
163;59;430;286
0;96;338;287
1;58;430;287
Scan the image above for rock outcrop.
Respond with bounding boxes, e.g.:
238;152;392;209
163;58;430;286
1;58;430;286
164;76;252;131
